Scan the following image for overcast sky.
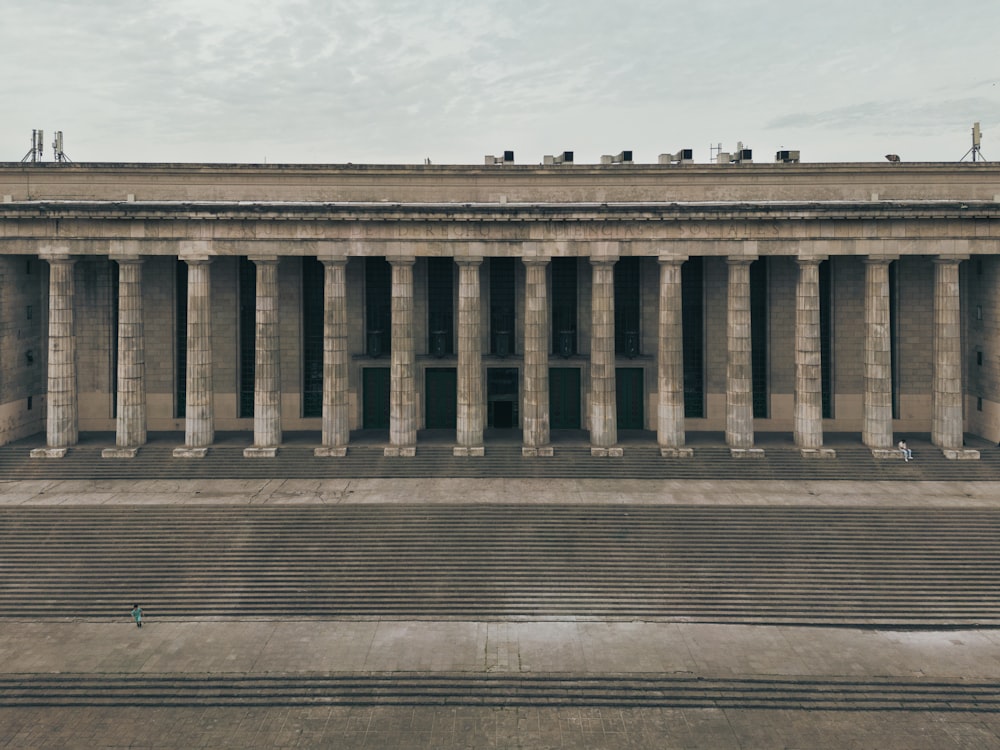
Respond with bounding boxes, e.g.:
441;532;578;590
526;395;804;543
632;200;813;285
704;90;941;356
3;0;998;165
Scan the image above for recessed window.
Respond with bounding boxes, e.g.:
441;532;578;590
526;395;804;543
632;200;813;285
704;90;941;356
27;396;32;411
25;260;31;275
977;351;984;366
977;396;983;412
26;305;32;320
977;305;983;321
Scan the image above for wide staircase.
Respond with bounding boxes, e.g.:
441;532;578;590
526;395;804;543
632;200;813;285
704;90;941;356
1;430;999;481
3;504;1000;627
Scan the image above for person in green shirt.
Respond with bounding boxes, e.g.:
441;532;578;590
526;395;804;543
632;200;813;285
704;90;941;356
131;604;143;628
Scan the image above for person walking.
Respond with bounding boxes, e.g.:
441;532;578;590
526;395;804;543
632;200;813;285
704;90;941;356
898;439;913;462
131;604;143;628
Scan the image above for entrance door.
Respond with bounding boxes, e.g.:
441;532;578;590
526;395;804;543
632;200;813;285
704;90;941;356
362;367;390;429
425;368;457;429
487;368;519;428
616;367;644;429
549;367;581;429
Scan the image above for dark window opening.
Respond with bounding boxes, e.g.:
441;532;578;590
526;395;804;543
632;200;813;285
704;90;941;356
614;257;641;357
750;258;768;419
489;258;515;356
111;261;119;420
302;257;324;417
175;260;188;418
819;259;834;419
365;257;392;357
238;257;256;418
427;257;454;357
889;261;899;420
681;257;705;418
551;257;577;356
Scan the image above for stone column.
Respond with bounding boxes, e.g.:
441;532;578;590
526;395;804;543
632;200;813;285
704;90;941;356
522;258;552;456
590;258;620;456
863;257;894;454
455;257;484;456
244;257;281;457
933;257;979;459
315;257;350;457
386;257;416;456
174;258;214;457
794;257;834;458
726;257;761;455
103;257;146;458
31;256;77;458
657;257;691;457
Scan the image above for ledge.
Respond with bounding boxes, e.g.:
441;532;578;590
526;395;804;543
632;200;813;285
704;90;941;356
101;447;139;458
731;448;766;459
172;446;208;458
660;447;695;458
314;446;348;457
29;447;67;459
453;446;485;457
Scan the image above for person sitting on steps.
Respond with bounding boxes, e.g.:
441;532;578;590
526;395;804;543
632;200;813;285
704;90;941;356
898;439;913;462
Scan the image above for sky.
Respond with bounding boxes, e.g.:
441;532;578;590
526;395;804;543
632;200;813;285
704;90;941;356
2;0;998;165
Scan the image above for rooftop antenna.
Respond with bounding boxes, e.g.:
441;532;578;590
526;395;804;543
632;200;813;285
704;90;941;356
709;143;722;163
20;129;44;162
52;131;72;163
959;122;988;162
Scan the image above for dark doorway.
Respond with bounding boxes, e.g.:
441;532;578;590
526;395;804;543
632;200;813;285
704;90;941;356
487;368;519;428
363;367;390;429
616;367;644;429
549;367;581;429
425;368;457;428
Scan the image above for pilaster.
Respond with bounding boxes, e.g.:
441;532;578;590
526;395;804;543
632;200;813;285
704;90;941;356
174;258;214;458
590;257;619;455
657;256;691;457
315;258;350;457
386;257;416;456
455;257;485;456
726;257;761;456
103;257;146;458
31;256;77;458
245;257;282;457
522;258;552;456
863;257;894;453
933;256;979;458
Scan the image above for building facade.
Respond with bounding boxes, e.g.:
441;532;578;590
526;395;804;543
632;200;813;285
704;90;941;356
1;161;998;458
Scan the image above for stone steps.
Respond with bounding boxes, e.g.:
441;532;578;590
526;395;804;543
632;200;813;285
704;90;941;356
2;505;1000;625
2;440;999;481
1;673;997;711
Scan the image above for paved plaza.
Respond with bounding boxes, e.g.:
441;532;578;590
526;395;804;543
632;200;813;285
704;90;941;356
2;479;1000;748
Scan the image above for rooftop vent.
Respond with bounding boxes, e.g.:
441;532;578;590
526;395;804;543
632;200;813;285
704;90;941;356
775;150;800;163
658;149;694;164
601;150;633;165
543;151;574;165
485;151;515;165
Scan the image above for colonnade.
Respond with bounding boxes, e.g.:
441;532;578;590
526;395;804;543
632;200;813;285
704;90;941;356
29;252;977;460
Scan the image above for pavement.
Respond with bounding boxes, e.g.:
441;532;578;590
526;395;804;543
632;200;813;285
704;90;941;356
2;478;1000;749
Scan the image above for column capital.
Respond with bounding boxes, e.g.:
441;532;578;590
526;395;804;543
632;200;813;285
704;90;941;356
248;255;280;265
111;255;145;266
522;257;550;267
182;256;213;266
455;256;484;267
41;253;76;265
933;255;969;265
658;255;688;266
388;256;416;267
589;256;619;267
726;256;757;266
863;255;899;265
319;256;348;268
795;255;827;266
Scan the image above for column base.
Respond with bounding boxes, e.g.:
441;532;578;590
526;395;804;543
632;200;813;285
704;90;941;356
173;446;208;458
522;446;554;457
453;446;485;457
944;449;980;460
102;447;139;459
30;447;68;459
384;445;416;457
800;448;837;459
731;448;765;459
871;448;904;459
660;447;694;458
244;446;278;458
591;446;624;457
314;446;348;457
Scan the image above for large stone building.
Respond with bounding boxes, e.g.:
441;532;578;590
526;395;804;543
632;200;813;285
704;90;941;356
0;159;998;458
